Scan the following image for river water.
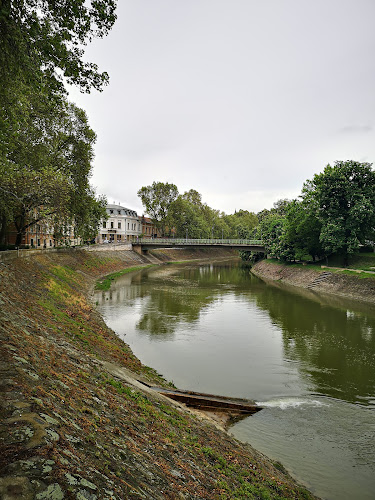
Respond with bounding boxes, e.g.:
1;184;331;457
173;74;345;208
94;260;375;500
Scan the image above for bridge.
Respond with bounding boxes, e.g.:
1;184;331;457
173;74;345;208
132;238;265;254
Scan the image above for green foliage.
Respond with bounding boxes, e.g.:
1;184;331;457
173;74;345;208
239;250;265;263
168;195;210;238
284;199;323;261
137;181;179;236
223;209;258;239
0;0;117;95
138;182;258;241
302;160;375;264
0;0;115;245
0;100;107;245
260;213;295;262
95;265;155;291
0;163;70;246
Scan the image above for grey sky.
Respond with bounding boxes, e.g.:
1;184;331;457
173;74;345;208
69;0;375;215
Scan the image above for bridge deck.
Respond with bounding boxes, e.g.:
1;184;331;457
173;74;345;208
133;238;264;250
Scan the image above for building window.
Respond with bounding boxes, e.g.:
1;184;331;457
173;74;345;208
31;239;34;247
118;222;121;229
49;240;52;246
110;210;113;214
118;210;121;215
128;223;129;229
103;221;106;228
111;221;114;229
102;234;107;240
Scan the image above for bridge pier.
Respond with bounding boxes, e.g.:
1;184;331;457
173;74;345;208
132;244;142;255
132;244;148;255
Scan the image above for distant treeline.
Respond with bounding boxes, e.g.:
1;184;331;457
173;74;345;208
138;160;375;266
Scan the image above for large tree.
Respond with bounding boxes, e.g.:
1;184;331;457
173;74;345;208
0;104;107;246
284;199;323;261
168;196;209;238
302;161;375;265
0;0;115;246
0;0;117;94
138;182;179;236
0;164;70;246
260;213;295;262
0;96;107;246
1;0;117;159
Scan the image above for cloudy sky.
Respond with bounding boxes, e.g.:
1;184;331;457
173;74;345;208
69;0;375;215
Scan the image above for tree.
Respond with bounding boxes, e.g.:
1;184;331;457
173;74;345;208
0;1;115;246
137;182;179;236
223;209;258;239
284;200;323;261
0;0;117;161
0;98;107;246
168;196;209;238
0;0;117;94
260;212;295;261
0;164;70;246
302;161;375;265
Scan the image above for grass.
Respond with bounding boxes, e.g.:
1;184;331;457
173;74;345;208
95;264;155;291
3;250;318;499
265;252;375;279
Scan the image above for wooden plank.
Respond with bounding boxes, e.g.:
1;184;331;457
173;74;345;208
142;383;262;415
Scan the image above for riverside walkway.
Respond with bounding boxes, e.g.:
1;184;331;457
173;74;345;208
132;238;265;253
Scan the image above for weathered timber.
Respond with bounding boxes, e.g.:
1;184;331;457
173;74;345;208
139;382;262;416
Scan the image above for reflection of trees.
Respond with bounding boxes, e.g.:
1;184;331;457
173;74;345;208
252;283;375;405
98;261;375;406
135;262;263;337
136;286;215;336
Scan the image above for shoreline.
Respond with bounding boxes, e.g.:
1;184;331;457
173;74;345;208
0;247;319;499
251;259;375;306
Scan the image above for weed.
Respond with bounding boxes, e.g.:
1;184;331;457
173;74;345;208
95;265;155;291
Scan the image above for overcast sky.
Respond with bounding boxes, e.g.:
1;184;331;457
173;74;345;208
69;0;375;215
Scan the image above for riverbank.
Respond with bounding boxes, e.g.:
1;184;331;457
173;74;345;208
0;248;318;499
251;259;375;305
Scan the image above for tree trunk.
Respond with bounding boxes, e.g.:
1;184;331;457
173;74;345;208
15;230;23;247
343;254;349;267
0;215;7;245
14;212;25;247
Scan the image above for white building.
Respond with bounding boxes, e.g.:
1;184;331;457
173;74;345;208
98;203;142;243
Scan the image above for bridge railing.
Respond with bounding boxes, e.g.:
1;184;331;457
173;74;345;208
135;238;263;246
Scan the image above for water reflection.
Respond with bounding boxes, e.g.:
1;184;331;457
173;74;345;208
95;261;375;407
95;260;375;500
251;283;375;406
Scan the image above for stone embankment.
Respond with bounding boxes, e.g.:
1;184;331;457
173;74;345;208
252;259;375;305
0;247;318;499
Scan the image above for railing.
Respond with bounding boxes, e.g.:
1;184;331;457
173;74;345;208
135;238;263;246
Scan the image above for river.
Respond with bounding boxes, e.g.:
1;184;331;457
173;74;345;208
94;259;375;500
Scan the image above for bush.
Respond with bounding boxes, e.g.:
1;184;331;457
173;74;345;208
0;244;16;251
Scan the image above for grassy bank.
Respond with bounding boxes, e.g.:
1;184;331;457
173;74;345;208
0;248;318;499
95;264;155;291
264;256;375;279
252;256;375;305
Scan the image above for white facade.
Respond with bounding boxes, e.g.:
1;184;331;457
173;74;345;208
98;204;142;243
